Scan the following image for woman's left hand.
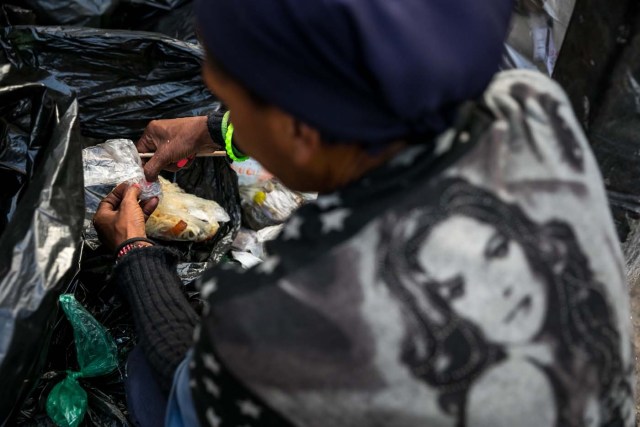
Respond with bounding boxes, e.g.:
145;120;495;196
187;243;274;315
93;183;159;252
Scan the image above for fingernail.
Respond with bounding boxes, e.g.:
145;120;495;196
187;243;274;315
133;183;141;189
177;158;188;168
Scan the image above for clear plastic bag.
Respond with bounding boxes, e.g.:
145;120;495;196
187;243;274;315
230;158;273;186
239;180;314;230
146;177;230;242
83;139;162;200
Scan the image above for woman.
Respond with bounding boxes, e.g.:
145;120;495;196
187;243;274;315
93;0;635;425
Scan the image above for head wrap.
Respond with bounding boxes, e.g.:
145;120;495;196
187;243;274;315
196;0;514;143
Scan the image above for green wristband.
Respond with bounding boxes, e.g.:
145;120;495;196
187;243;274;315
222;111;249;162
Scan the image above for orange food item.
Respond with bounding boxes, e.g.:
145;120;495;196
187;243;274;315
169;220;188;236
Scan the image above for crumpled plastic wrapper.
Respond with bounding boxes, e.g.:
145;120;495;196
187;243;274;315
231;225;284;267
240;180;315;231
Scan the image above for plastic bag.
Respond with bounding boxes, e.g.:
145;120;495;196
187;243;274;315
83;139;162;198
10;0;116;26
5;0;189;28
0;4;37;26
231;158;273;186
0;26;219;140
587;24;640;240
148;1;198;42
0;65;85;422
232;226;283;259
231;225;283;268
146;177;229;242
46;294;119;427
240;180;313;231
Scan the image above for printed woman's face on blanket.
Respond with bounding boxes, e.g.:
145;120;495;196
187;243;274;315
418;215;547;344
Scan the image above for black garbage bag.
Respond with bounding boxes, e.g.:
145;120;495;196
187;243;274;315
0;66;84;422
0;0;116;26
553;0;640;240
1;0;193;35
149;1;197;42
0;4;37;27
0;26;217;140
1;0;190;28
589;20;640;237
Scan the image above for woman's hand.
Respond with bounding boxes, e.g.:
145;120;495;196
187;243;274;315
136;116;218;182
93;183;159;252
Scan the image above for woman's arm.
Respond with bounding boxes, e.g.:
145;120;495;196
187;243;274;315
114;245;198;393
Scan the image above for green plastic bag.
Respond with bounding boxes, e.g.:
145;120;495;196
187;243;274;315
46;294;119;427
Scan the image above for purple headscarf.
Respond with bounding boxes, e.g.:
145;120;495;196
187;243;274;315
196;0;514;143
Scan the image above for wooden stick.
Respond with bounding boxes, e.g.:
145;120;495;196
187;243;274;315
138;151;227;158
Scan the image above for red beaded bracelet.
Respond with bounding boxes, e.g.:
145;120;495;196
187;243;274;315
114;237;156;260
117;242;151;259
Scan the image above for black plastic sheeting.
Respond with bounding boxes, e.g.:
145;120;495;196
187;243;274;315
1;0;195;43
553;0;640;241
149;1;197;42
0;24;240;426
0;5;37;27
2;0;190;28
0;26;213;140
585;9;640;240
0;67;85;422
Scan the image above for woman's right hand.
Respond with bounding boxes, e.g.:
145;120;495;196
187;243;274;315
136;116;219;182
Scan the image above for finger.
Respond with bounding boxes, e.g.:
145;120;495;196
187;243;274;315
97;182;129;212
92;209;115;229
122;184;143;207
135;123;159;153
143;152;169;182
140;197;159;220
